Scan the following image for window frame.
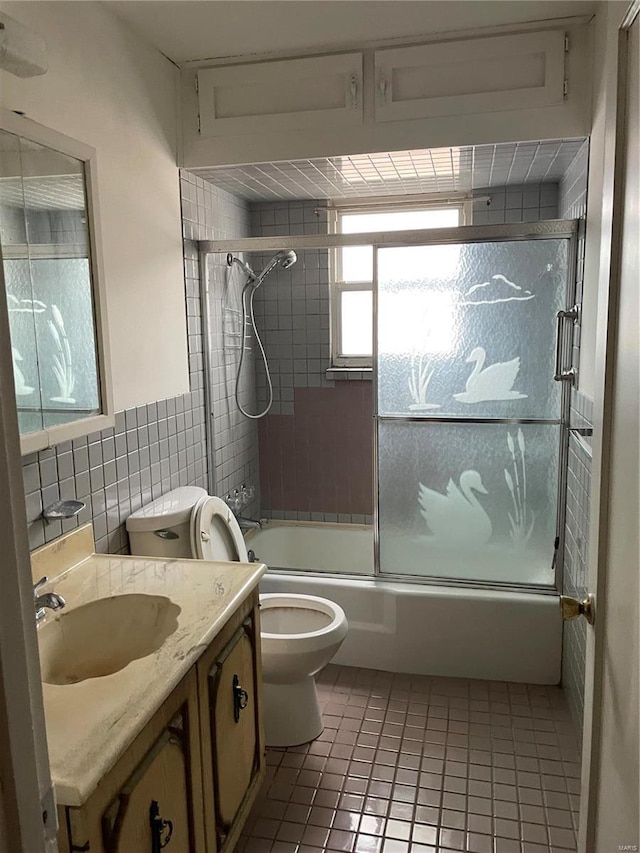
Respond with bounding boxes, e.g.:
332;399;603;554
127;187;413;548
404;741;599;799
329;199;472;369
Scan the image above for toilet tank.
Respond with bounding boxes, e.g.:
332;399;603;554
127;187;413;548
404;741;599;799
126;486;208;558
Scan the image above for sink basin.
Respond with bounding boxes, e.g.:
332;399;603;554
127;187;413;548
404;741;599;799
39;594;181;685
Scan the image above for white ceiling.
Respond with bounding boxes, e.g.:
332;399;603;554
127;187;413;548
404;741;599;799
105;0;597;65
191;139;587;201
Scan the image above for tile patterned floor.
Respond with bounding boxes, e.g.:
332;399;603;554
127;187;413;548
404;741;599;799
240;665;581;853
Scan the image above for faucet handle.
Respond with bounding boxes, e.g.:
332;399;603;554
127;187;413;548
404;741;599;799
33;576;48;595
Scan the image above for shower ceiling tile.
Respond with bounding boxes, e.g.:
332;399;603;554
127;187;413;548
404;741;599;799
0;174;86;210
191;139;586;202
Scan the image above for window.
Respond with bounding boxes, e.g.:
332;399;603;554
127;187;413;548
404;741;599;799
330;202;469;368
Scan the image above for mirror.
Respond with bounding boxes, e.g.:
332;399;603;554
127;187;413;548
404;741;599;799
0;125;107;447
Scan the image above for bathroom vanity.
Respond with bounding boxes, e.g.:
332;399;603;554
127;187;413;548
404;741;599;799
32;525;266;853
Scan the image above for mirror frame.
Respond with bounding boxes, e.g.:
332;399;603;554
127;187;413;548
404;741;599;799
0;107;114;454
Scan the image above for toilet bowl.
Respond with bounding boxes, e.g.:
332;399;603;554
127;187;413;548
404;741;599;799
126;488;348;747
260;594;348;747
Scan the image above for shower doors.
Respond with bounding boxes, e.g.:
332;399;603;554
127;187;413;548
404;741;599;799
374;221;577;589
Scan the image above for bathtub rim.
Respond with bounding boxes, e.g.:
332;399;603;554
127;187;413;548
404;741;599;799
247;520;559;597
260;570;562;685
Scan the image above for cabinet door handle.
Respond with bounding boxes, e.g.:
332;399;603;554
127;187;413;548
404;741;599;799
350;75;359;109
233;673;249;723
150;800;173;851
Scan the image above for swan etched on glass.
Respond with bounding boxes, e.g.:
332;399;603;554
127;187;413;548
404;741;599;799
453;347;527;404
11;347;34;396
418;470;492;547
504;429;535;549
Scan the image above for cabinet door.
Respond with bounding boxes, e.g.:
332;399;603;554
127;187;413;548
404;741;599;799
207;618;261;850
374;30;565;123
64;672;204;853
197;53;363;137
100;717;194;853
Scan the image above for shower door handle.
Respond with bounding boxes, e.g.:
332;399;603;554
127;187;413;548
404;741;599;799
553;305;580;383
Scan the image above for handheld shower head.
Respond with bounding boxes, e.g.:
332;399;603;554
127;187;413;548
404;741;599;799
277;249;297;269
233;248;298;420
255;249;298;283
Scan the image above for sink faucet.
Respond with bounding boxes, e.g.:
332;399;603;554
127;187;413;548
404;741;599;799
34;576;66;623
236;516;262;531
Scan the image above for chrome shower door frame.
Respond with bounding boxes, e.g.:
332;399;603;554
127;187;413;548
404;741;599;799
198;249;217;495
371;219;579;594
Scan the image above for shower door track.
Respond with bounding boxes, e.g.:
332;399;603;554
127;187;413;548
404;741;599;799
197;219;578;255
378;416;562;425
266;566;561;597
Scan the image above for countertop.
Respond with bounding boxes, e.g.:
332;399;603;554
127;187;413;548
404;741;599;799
34;528;265;807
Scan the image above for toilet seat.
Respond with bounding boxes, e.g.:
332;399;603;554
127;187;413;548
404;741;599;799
259;594;348;654
190;496;249;562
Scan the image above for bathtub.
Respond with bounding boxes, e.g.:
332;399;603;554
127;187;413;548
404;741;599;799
248;521;562;684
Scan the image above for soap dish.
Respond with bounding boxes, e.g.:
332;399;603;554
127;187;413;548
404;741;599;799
42;500;86;521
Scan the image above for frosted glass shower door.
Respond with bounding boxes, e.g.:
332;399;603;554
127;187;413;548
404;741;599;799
376;228;575;587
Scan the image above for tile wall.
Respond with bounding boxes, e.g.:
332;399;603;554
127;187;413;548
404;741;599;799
562;418;592;738
182;173;260;516
21;374;209;555
558;142;589;221
258;384;373;522
249;202;331;418
20;174;257;554
249;200;373;522
472;184;558;225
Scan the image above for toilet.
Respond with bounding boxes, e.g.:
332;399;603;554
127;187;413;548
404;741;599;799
126;487;348;747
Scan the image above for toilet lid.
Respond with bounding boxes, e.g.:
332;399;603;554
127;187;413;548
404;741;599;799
190;496;249;563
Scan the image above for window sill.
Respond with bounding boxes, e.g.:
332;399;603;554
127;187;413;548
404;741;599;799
325;368;373;381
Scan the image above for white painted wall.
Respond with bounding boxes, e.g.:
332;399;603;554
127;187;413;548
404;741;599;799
0;1;189;411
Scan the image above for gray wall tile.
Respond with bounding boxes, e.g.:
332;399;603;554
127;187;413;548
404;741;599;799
562;392;593;743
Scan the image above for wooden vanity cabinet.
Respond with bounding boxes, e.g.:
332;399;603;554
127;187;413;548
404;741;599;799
197;590;265;853
59;670;204;853
57;590;264;853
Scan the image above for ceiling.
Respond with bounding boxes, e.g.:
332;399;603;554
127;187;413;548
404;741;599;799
0;176;85;210
106;1;597;65
191;139;587;202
